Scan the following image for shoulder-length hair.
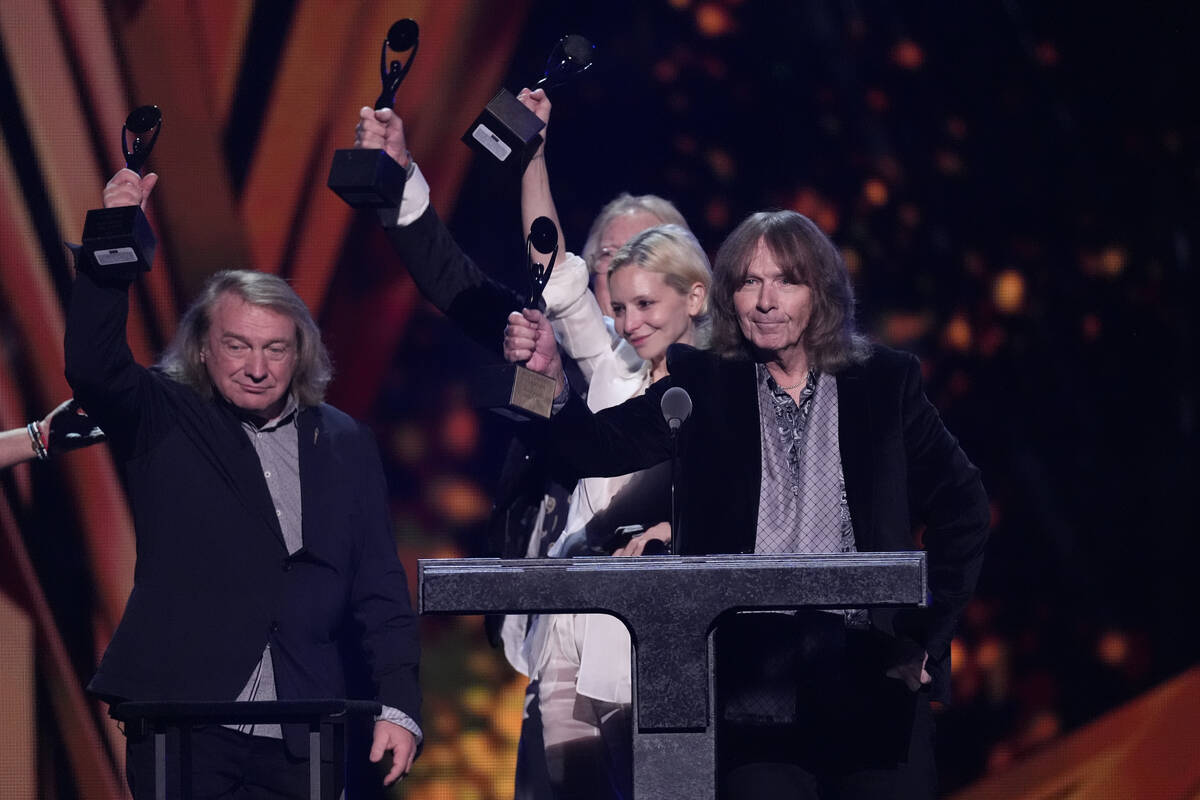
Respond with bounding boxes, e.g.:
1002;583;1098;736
158;270;333;407
711;210;870;372
581;192;689;274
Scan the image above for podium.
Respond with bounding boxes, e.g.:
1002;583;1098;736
419;552;926;799
109;699;380;800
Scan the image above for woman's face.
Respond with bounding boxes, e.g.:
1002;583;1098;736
609;268;705;375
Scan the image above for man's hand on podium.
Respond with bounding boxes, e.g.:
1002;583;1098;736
516;87;550;158
370;719;417;786
612;522;671;557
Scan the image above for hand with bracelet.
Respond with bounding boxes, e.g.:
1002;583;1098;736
0;398;106;469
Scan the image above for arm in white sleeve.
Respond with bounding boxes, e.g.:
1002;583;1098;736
377;161;430;228
543;254;640;385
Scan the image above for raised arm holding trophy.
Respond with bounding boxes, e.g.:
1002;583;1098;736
471;215;562;419
328;19;419;208
80;104;161;279
463;33;595;170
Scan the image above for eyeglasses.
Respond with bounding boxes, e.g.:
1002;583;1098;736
591;245;622;273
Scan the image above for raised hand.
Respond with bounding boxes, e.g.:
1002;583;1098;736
355;106;410;167
504;309;565;395
516;87;551;156
369;720;417;786
102;168;158;210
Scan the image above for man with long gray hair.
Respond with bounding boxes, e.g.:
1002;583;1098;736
66;169;421;799
506;208;989;799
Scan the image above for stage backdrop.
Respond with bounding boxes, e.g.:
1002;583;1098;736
0;2;531;797
3;1;1198;799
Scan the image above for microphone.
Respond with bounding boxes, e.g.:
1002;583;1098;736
660;386;692;556
660;386;693;433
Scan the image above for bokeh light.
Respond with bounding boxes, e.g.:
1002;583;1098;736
992;270;1026;314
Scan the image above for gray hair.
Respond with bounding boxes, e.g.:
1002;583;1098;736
581;193;689;273
158;270;333;407
711;210;870;372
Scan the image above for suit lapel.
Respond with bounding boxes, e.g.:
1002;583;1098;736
296;406;330;561
211;406;289;551
698;358;760;554
837;364;875;547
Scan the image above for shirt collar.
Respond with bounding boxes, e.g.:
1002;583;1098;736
232;392;299;432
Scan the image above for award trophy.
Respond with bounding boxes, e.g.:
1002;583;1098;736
474;216;560;420
463;34;595;170
80;105;161;279
327;19;419;208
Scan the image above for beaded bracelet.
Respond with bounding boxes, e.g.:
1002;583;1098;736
26;421;48;461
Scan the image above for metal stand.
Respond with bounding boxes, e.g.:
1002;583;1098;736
109;699;380;800
419;552;926;799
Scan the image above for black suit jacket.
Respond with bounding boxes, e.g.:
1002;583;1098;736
545;344;990;701
383;206;570;565
65;269;421;752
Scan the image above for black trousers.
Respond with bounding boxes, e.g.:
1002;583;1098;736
716;612;937;800
125;725;341;800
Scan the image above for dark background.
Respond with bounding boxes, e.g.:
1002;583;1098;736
1;2;1196;797
372;1;1199;793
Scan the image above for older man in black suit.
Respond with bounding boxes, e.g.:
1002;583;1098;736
66;170;421;799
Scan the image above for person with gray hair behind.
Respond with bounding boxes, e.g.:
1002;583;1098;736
66;168;422;799
580;191;689;320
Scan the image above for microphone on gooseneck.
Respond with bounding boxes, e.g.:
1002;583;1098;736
660;386;693;433
660;386;693;555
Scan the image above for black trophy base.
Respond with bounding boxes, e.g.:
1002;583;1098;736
473;363;556;420
80;205;156;280
462;89;546;171
327;148;407;208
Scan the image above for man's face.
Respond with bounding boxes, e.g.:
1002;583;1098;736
201;292;298;419
591;210;663;317
732;239;813;362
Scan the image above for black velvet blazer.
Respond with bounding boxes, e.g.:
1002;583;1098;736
545;344;990;700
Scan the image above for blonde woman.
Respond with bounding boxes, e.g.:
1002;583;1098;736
503;225;711;799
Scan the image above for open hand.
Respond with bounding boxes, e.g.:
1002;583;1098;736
369;720;417;786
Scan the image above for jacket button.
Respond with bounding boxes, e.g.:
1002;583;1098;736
282;559;292;572
269;621;280;634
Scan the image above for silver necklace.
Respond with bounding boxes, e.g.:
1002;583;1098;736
771;370;808;391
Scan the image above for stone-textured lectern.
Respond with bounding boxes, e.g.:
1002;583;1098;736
419;552;926;799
